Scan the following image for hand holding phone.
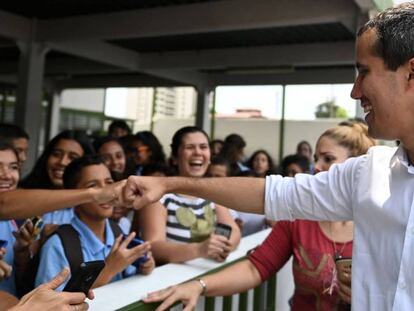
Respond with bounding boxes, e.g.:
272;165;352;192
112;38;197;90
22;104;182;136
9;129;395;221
123;235;149;267
214;223;232;239
335;257;352;304
63;261;105;295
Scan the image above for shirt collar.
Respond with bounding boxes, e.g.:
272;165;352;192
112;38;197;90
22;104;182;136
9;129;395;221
390;144;414;173
71;215;115;255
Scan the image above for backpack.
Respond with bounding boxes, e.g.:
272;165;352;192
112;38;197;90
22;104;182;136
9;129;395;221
17;220;122;297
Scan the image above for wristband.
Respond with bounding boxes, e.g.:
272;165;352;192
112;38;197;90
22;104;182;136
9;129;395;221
197;278;207;295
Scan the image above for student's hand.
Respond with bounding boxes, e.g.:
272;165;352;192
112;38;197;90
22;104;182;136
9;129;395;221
93;180;126;206
198;234;232;262
105;232;151;275
143;280;204;311
10;267;93;311
139;251;155;275
337;266;352;304
123;176;167;210
13;220;36;254
0;248;12;281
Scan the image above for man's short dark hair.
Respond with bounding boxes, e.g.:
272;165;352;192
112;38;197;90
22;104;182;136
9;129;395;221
0;123;29;144
358;3;414;71
63;155;104;189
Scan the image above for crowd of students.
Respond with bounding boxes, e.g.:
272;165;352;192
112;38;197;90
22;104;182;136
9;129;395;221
1;2;413;310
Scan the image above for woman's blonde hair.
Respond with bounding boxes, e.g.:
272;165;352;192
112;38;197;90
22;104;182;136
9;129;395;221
319;120;377;157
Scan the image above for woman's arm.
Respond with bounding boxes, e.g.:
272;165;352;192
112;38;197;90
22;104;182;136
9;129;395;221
144;259;262;310
0;181;124;220
138;202;201;264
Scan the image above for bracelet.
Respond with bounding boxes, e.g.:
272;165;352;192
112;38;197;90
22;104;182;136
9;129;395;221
197;278;207;295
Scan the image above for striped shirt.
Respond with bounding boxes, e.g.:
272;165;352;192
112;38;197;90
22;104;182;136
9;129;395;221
161;193;216;243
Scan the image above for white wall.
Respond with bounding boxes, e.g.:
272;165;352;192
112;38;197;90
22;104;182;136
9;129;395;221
61;89;105;112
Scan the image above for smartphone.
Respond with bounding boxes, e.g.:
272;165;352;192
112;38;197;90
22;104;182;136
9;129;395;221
0;239;8;248
123;235;148;267
335;257;352;281
214;223;232;239
63;260;105;295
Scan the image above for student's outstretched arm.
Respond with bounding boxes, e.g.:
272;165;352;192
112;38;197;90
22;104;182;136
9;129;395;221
144;259;261;311
0;180;125;219
124;177;265;215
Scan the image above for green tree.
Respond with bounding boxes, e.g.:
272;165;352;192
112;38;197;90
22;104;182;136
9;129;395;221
315;100;348;119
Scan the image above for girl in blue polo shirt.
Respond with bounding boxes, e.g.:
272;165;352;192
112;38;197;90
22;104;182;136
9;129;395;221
35;155;154;290
0;143;38;299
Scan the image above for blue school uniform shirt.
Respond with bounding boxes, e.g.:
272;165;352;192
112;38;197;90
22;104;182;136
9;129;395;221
0;220;17;296
42;207;74;225
35;215;136;291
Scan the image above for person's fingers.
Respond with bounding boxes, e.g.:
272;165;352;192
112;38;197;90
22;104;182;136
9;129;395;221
111;234;123;251
144;287;173;302
131;242;151;257
182;301;197;311
70;302;89;311
120;232;136;248
61;291;87;305
123;177;140;207
45;267;70;290
0;260;12;278
154;293;179;311
87;290;95;300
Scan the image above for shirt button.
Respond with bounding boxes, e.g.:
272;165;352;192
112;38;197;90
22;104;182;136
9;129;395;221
399;282;406;289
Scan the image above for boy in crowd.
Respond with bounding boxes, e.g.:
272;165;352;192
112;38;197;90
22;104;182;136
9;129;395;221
0;123;29;171
36;155;154;290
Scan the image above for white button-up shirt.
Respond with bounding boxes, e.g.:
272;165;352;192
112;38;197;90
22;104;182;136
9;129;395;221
265;145;414;311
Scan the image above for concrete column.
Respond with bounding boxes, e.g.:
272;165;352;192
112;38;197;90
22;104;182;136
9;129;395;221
195;87;212;134
15;32;49;168
48;91;62;140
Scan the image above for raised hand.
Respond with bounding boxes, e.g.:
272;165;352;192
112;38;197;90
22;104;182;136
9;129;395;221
10;267;93;311
123;176;168;210
104;232;151;276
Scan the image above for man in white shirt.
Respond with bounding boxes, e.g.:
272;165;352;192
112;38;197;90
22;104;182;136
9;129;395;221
123;3;414;310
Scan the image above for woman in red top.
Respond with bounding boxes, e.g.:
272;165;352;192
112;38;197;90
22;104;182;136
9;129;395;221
144;121;376;311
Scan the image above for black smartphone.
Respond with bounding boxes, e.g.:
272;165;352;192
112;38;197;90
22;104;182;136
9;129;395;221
123;235;148;267
63;260;105;295
0;239;8;248
214;223;232;239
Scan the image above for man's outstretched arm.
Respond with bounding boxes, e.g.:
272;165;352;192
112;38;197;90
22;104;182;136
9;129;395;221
124;176;266;214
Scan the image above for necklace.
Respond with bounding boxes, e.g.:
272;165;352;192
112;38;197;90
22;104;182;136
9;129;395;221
329;222;348;260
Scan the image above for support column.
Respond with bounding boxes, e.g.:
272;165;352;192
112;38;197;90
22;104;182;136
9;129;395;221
15;37;48;168
195;87;212;134
48;91;62;140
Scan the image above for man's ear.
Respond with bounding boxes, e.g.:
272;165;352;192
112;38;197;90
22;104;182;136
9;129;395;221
407;57;414;90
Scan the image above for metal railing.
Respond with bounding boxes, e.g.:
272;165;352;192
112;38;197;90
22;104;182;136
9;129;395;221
89;229;278;311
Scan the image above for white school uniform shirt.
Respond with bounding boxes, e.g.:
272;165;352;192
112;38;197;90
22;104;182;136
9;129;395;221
265;145;414;311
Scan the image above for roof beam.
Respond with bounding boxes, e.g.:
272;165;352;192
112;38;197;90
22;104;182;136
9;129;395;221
37;0;358;41
0;10;31;41
48;40;141;71
208;67;355;85
52;74;188;90
140;42;355;70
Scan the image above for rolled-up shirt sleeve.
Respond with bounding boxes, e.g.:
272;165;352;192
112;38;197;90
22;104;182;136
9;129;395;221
265;155;364;221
